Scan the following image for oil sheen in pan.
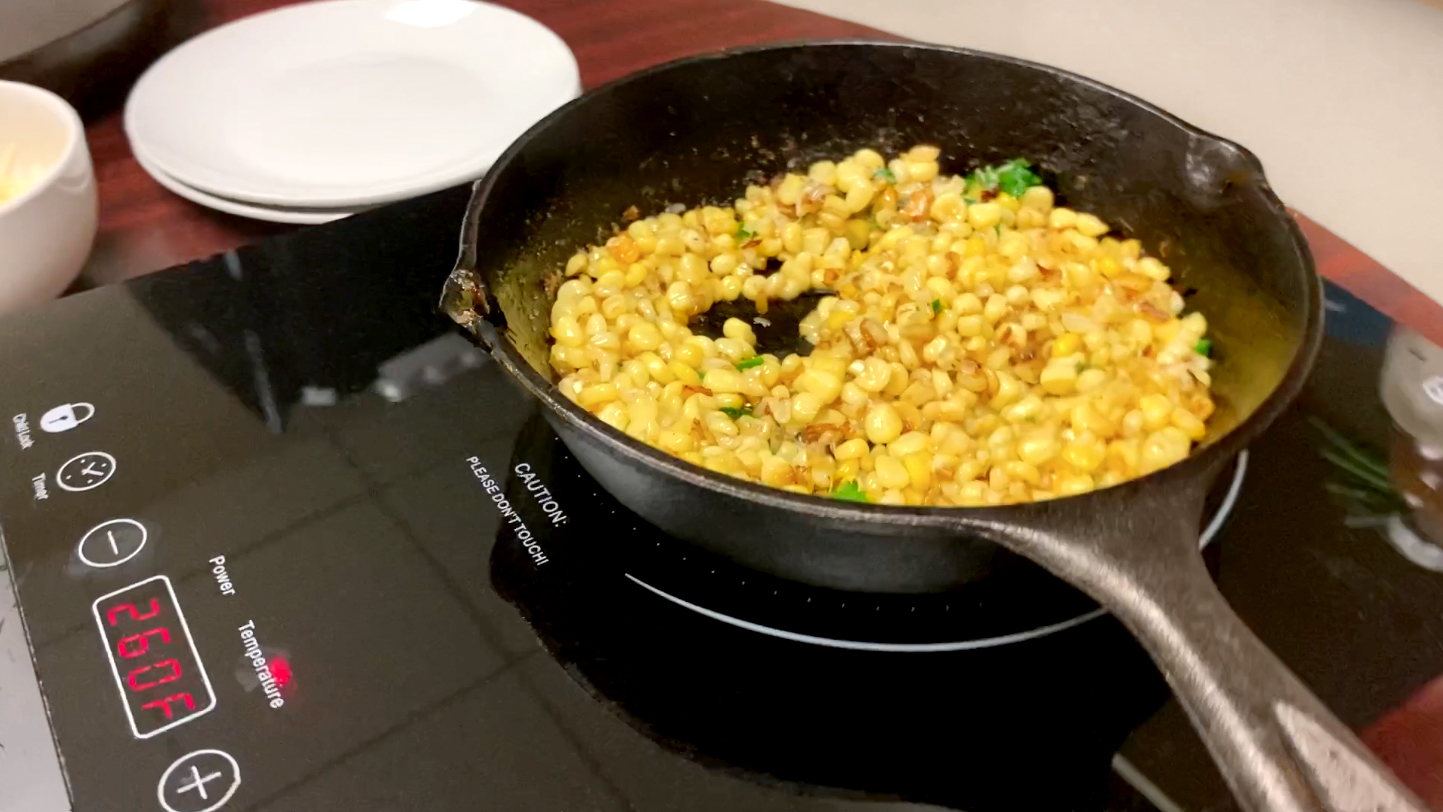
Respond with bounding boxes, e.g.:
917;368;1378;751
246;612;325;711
623;452;1248;652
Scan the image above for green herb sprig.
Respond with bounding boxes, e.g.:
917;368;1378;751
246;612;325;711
967;158;1043;198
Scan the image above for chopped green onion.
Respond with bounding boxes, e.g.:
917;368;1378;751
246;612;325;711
996;159;1043;198
874;167;897;184
931;299;943;314
735;356;765;370
1194;339;1212;357
1309;417;1390;480
832;480;870;503
968;165;1001;191
736;224;755;241
1321;448;1393;492
969;158;1043;198
719;406;752;420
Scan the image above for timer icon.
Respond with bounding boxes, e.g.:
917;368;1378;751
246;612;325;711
56;451;116;492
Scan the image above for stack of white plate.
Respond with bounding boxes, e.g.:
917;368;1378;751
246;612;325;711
125;0;580;223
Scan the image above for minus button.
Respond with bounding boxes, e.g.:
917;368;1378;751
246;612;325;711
77;519;148;568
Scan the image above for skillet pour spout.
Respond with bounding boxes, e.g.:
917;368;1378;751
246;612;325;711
443;41;1426;812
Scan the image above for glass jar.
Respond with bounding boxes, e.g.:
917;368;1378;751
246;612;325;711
1381;327;1443;545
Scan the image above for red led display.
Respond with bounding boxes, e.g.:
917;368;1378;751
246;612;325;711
92;576;216;739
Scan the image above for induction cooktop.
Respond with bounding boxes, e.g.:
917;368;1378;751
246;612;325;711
3;186;1441;812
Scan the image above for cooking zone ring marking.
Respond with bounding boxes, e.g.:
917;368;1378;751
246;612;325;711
624;450;1249;652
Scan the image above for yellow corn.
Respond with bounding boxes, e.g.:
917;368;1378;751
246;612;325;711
542;145;1212;505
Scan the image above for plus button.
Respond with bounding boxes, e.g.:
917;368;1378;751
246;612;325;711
158;750;241;812
177;765;225;800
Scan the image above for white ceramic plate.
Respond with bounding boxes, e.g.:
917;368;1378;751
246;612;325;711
125;0;580;207
134;147;359;224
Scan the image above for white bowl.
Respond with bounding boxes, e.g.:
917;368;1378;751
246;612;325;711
0;80;97;311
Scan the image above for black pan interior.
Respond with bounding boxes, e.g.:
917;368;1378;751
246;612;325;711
469;41;1310;446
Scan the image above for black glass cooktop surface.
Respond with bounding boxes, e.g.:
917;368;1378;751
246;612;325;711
2;187;1440;812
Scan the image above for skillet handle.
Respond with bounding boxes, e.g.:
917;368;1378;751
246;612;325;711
984;486;1428;812
1129;546;1423;812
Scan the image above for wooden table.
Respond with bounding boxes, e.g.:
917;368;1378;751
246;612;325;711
78;2;1443;805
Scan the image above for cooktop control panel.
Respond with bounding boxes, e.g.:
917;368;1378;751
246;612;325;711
0;188;538;812
5;383;256;812
0;318;538;812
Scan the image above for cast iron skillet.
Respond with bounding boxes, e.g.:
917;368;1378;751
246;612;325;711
443;42;1423;812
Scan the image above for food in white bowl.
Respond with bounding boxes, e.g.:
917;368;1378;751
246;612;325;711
0;80;98;311
1;143;49;204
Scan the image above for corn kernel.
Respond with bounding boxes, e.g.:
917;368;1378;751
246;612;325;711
1137;257;1170;281
1072;402;1116;438
576;383;618;409
1012;431;1059;470
1140;427;1191;473
1051;333;1082;358
1171;407;1207;440
670;362;701;386
796;369;844;404
889;431;930;458
865;403;904;444
1062;440;1106;473
967;202;1002;230
1139;394;1174;431
1074;213;1109;238
834;438;869;461
1039;361;1079;395
874;455;910;490
791;392;823;425
1003;460;1040;486
903;452;933;490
